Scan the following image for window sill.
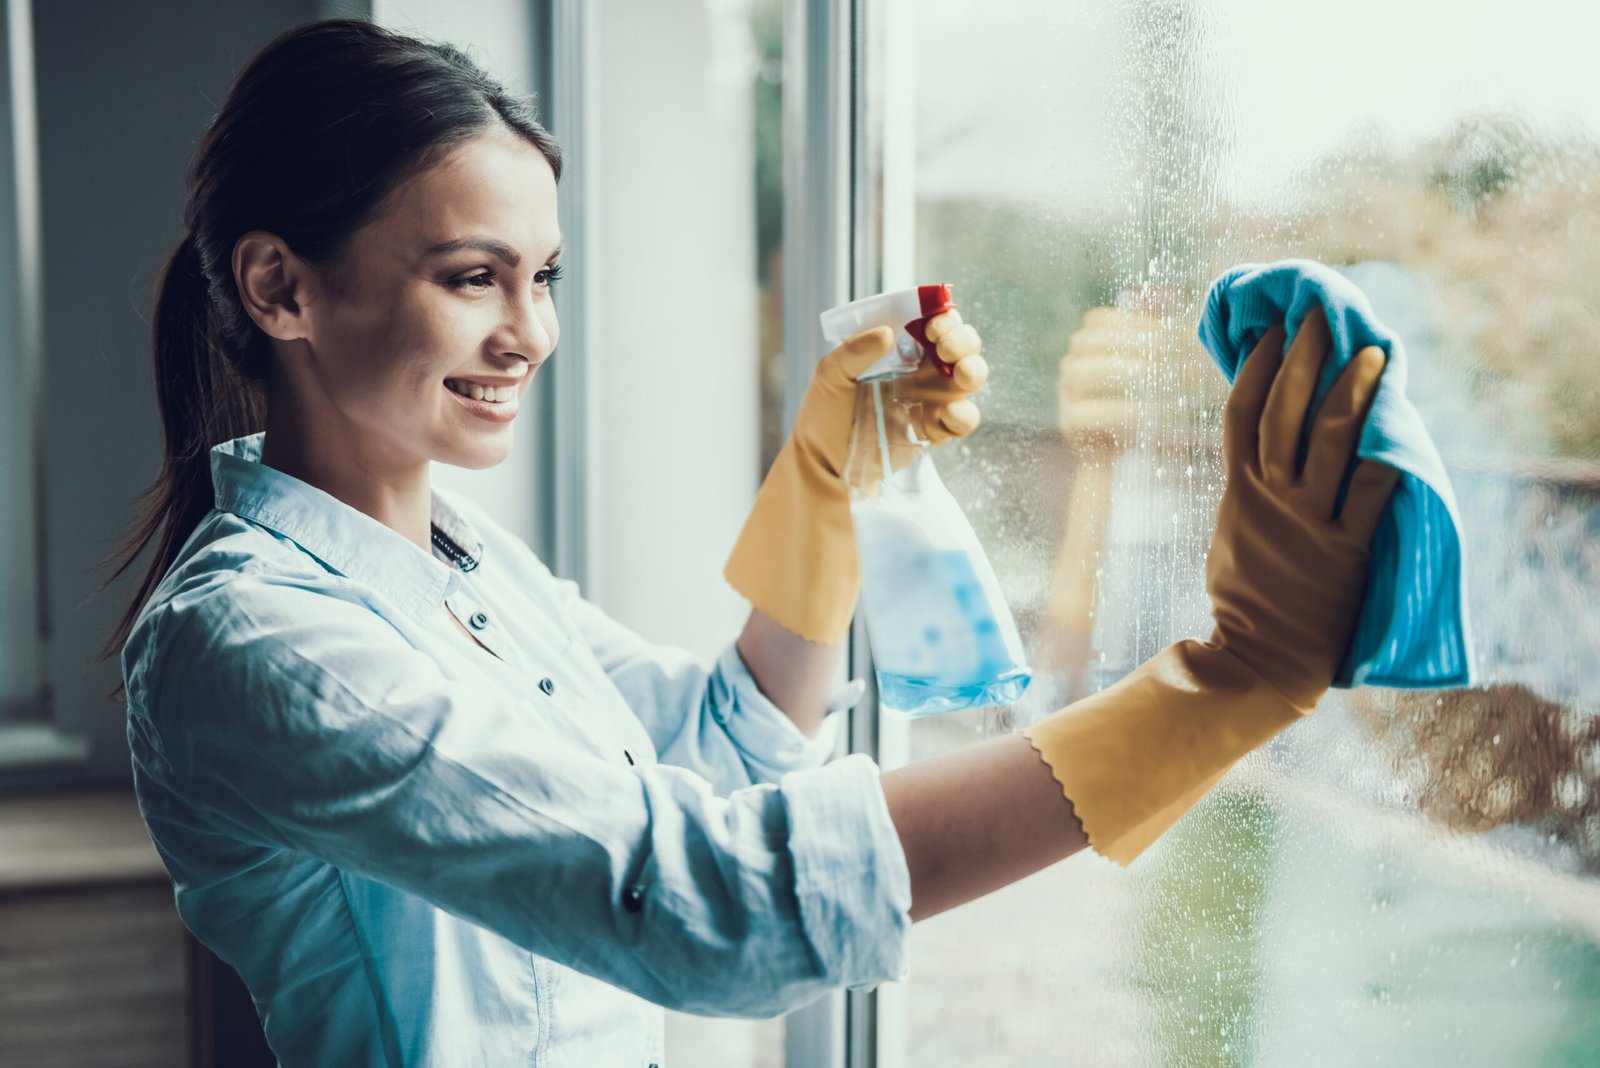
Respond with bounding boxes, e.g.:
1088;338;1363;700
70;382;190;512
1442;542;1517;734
0;723;90;772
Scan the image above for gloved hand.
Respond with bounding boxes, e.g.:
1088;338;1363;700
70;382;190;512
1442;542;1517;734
1023;306;1401;865
725;311;988;643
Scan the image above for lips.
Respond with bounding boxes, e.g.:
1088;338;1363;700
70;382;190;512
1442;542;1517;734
444;380;520;424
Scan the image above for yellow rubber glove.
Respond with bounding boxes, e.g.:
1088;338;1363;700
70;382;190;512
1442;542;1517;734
725;312;989;643
1023;306;1401;865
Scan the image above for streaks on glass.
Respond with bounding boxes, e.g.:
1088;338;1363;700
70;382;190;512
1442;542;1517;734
1095;0;1231;680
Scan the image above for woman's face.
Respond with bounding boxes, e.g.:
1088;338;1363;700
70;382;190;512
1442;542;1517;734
292;125;561;472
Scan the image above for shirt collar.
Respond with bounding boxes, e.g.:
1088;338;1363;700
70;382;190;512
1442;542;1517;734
209;433;487;620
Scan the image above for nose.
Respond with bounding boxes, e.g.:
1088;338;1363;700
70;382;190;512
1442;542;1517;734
497;287;558;365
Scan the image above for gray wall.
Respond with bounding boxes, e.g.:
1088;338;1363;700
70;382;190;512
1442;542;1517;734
31;0;326;784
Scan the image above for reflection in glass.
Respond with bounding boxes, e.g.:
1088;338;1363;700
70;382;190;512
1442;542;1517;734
901;0;1600;1063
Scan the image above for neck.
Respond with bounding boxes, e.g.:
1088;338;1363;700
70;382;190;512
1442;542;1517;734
259;396;434;555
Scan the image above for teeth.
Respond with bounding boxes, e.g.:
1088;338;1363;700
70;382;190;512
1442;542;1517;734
447;381;516;403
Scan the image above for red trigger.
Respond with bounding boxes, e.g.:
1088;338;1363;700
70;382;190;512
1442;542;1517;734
905;283;958;377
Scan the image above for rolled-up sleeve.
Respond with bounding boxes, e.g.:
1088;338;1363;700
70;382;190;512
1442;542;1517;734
714;644;843;779
141;571;909;1018
780;755;912;988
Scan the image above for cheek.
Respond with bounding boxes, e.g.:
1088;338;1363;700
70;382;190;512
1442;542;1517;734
395;301;478;390
321;293;425;383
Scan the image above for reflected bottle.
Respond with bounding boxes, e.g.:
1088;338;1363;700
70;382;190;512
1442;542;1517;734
821;286;1032;718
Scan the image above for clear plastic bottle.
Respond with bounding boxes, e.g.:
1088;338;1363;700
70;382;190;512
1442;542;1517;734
821;286;1032;718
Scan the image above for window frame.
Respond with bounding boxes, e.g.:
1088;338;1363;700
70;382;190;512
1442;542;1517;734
777;0;915;1063
529;0;598;590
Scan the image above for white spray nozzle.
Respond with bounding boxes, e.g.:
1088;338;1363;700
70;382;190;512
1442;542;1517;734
819;284;956;381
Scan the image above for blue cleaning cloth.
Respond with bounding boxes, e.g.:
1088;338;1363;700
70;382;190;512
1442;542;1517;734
1197;258;1473;690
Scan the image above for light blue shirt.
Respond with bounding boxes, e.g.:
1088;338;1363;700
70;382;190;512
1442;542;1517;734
122;434;912;1068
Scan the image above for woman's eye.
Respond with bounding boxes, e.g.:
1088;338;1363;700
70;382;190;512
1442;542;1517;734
448;271;496;292
447;263;563;293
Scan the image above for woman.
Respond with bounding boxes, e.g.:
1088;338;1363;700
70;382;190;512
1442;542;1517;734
109;18;1397;1067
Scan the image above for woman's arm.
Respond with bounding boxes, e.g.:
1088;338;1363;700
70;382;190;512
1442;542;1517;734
882;732;1089;921
733;606;845;738
133;572;910;1019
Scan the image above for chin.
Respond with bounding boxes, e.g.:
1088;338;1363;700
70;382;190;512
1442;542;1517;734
439;433;515;471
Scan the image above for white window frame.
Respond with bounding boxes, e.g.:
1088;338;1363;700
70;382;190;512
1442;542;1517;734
778;0;914;1064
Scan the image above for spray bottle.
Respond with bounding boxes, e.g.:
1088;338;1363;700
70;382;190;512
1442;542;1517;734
820;285;1032;718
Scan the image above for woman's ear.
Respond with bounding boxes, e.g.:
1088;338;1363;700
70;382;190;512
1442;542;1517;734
233;231;313;341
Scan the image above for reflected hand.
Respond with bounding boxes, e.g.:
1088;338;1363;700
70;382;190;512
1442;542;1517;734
1056;304;1220;453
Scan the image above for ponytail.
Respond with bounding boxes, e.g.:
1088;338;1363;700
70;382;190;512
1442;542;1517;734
100;235;264;665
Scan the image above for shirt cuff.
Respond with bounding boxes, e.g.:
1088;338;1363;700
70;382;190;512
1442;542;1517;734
779;753;913;989
712;642;844;777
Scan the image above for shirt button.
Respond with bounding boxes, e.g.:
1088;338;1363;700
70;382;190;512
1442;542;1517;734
468;611;489;630
538;677;556;696
623;886;645;913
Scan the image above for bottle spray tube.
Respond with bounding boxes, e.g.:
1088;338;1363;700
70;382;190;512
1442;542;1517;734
820;286;1032;718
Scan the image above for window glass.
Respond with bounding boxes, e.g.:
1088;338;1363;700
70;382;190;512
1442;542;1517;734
897;1;1600;1063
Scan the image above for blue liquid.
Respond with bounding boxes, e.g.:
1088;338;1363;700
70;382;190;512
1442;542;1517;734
864;547;1032;719
878;667;1032;719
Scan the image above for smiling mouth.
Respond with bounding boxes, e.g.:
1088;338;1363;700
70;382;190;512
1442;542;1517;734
444;379;518;404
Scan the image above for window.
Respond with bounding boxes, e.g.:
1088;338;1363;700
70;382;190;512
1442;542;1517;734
876;0;1600;1063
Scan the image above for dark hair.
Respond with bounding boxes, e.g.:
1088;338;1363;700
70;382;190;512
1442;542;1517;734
102;18;562;665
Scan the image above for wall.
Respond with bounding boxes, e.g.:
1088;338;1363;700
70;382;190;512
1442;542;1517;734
589;0;761;658
30;0;323;782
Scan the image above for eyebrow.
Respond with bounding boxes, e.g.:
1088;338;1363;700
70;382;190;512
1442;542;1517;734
424;237;564;267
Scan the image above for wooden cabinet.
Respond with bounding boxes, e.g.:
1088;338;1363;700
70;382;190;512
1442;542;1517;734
0;792;189;1068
